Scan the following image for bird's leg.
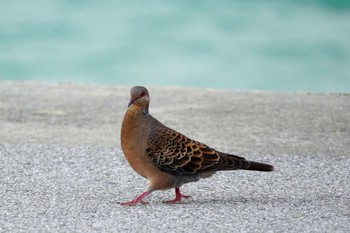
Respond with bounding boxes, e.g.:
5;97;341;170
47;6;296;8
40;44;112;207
163;187;191;204
120;191;150;206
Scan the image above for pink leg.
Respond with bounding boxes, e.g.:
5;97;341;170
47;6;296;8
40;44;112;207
119;191;150;206
163;188;191;204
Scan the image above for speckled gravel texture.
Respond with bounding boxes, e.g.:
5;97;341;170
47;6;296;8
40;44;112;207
0;82;349;232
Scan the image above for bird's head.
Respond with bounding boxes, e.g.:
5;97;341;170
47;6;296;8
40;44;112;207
128;86;150;108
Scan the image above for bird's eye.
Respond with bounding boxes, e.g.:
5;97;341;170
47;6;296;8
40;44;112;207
140;92;145;97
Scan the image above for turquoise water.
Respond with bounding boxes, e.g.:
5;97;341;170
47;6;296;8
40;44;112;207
1;0;350;92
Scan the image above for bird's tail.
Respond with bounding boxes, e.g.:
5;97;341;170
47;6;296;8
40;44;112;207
244;161;274;172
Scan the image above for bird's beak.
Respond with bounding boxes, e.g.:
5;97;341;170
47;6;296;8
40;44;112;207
128;99;135;107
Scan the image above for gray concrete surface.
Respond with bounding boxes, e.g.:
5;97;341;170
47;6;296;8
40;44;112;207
0;82;349;232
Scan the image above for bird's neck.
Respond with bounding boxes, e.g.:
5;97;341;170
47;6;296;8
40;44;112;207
129;104;149;117
124;105;150;123
121;104;151;150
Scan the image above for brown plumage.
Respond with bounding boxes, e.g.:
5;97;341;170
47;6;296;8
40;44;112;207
120;86;273;205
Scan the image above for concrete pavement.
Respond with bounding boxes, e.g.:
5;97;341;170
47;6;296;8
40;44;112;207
0;82;349;232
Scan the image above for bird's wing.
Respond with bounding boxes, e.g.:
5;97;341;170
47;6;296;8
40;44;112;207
146;125;248;176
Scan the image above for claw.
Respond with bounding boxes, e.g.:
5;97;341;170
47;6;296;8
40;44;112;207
163;188;191;204
120;200;149;206
119;191;149;206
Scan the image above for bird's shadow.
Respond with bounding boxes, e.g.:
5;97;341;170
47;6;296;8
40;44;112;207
164;195;313;206
119;196;274;206
114;194;318;207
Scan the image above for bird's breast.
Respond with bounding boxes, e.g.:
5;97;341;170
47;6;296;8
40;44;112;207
120;109;161;180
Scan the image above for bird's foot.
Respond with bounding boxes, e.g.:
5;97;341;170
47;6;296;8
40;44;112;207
120;200;149;206
163;188;191;204
163;194;191;204
119;191;149;206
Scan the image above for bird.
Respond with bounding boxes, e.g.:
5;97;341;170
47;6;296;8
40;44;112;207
120;86;273;205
